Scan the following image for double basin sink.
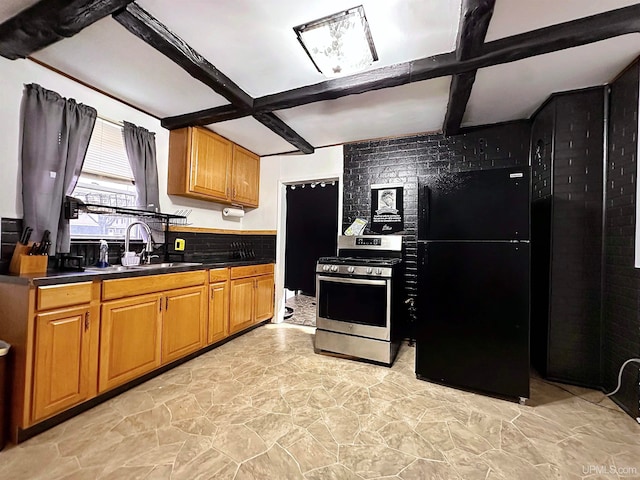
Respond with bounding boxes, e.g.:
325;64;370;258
84;262;203;274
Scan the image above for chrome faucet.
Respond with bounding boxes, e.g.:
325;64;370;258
124;221;154;263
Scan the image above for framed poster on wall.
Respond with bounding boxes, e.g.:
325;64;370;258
370;183;404;234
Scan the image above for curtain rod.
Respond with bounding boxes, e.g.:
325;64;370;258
98;115;124;128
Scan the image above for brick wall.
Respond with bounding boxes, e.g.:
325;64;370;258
604;60;640;416
342;122;531;331
544;88;605;386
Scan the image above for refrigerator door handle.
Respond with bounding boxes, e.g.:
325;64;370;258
418;242;427;267
418;185;430;240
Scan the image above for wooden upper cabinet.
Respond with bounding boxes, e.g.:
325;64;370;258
168;127;231;202
231;144;260;207
190;128;231;199
168;126;260;207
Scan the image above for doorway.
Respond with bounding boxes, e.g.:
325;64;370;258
283;181;339;326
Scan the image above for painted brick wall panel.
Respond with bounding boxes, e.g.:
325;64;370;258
604;60;640;417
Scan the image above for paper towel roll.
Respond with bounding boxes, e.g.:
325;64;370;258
222;207;245;218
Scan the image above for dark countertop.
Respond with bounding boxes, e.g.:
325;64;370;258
0;258;275;286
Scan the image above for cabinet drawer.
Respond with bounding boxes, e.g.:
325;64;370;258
37;282;93;310
209;268;230;282
230;264;274;279
102;271;207;300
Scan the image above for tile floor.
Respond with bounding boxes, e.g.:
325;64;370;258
1;323;639;479
283;293;316;327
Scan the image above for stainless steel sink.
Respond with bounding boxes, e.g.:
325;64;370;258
134;262;203;269
84;265;145;273
85;262;202;273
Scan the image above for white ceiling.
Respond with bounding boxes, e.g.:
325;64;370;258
464;34;640;126
486;0;640;41
2;0;640;155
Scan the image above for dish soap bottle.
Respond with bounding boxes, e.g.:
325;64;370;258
96;239;110;268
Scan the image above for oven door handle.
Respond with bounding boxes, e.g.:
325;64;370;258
317;275;387;287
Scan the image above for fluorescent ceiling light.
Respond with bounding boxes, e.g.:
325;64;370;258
294;5;378;78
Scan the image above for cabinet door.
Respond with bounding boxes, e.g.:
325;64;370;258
162;286;207;364
100;294;162;392
209;281;229;344
32;306;91;422
231;145;260;207
190;128;231;200
254;274;275;323
229;277;255;334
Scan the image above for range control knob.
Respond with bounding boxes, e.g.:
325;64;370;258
375;268;383;275
330;265;338;272
347;266;355;273
322;265;330;272
366;267;373;274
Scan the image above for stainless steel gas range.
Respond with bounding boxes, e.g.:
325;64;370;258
315;235;404;365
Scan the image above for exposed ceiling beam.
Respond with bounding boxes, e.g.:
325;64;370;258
253;112;314;154
172;3;640;127
162;105;244;130
113;3;253;108
443;0;495;136
0;0;134;60
114;2;314;154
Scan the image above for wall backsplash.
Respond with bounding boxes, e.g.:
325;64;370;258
342;121;532;337
1;217;275;272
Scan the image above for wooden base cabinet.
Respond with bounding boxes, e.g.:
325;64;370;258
30;282;100;425
209;281;229;343
99;272;208;392
162;286;207;364
99;294;162;392
229;277;255;335
32;305;96;422
0;266;273;443
229;264;275;335
255;274;275;322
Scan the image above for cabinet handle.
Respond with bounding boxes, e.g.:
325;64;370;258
211;289;214;301
159;299;162;312
165;297;169;311
84;311;90;331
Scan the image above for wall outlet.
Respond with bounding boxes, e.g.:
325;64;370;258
174;238;185;251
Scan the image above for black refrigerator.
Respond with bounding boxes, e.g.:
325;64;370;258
416;166;530;400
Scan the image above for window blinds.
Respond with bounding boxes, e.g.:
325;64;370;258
82;118;134;181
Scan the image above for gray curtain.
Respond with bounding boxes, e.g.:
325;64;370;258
122;121;161;242
21;83;97;254
122;121;159;212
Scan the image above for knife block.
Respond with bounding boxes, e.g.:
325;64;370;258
9;243;48;275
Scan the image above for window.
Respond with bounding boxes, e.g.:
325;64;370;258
70;118;140;239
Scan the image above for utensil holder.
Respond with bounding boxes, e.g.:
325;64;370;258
9;243;48;274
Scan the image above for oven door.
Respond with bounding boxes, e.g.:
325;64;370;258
316;274;391;341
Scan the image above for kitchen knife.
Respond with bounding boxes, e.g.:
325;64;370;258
19;226;33;245
28;242;39;255
37;230;50;255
